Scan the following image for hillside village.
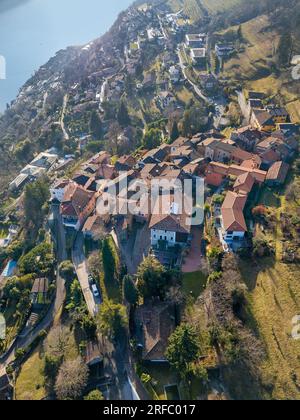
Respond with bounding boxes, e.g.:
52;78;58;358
0;0;300;402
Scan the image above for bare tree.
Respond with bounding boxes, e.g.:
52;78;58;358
45;326;71;359
55;358;89;400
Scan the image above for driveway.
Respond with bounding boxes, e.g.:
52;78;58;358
72;233;100;317
182;226;206;273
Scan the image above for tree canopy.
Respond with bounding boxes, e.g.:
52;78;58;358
165;324;200;379
137;256;168;300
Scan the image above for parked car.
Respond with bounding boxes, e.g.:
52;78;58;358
91;284;100;298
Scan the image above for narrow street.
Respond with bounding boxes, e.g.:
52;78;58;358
60;94;69;141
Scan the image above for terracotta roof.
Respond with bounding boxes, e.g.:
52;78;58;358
116;155;136;168
182;162;201;175
205;172;224;187
88;151;111;165
228;165;266;183
260;149;280;163
202;137;219;147
266;161;289;184
253;109;275;126
241;158;261;170
96;163;116;180
139;163;162;179
222;191;248;232
149;197;192;234
233;172;255;194
170;145;194;157
232;149;261;166
135;302;176;362
207;162;229;176
61;182;95;217
171;136;191;148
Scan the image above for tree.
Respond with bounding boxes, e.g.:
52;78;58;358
18;241;54;276
165;324;200;380
24;177;50;238
98;300;127;340
122;275;138;306
181;106;207;136
117;101;131;127
170;120;180;142
277;32;292;67
55;358;89;400
45;326;71;359
66;279;84;312
84;390;104;401
237;25;243;41
88;252;102;280
137;256;167;300
44;354;61;384
212;194;225;205
142;128;162;150
14;138;34;163
252;205;268;219
89;110;103;140
102;237;120;284
59;261;75;283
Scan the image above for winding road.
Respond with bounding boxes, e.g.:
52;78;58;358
0;204;67;376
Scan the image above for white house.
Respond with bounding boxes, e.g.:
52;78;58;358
221;191;247;244
169;65;180;83
149;201;191;247
157;91;176;109
50;180;69;203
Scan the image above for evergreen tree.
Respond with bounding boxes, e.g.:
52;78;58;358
166;324;200;380
117;101;131;127
89;110;103;140
123;275;138;306
170;120;180;142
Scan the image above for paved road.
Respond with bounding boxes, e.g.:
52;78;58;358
72;233;100;317
0;204;67;375
177;46;211;104
60;94;69;141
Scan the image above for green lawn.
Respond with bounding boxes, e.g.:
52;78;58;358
15;346;47;401
182;272;207;300
0;228;8;239
100;236;121;303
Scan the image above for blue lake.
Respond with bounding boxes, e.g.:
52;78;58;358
0;0;132;111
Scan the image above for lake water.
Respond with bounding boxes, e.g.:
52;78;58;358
0;0;133;111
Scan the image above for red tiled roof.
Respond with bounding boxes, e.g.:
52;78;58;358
61;182;95;217
233;172;255;194
222;191;248;232
205;172;224;187
266;161;289;184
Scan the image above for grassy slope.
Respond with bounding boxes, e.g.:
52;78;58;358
220;14;300;122
168;0;246;17
239;183;300;399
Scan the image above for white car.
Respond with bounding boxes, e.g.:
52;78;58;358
91;284;99;298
